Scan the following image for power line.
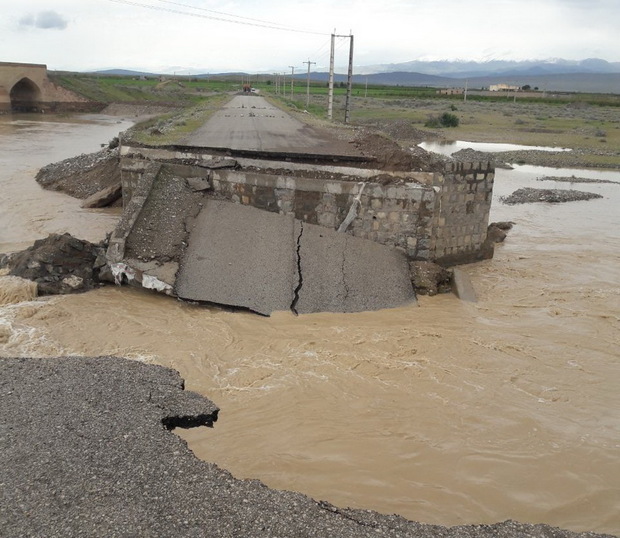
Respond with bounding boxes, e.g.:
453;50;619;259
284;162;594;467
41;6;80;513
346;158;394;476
106;0;328;35
152;0;303;30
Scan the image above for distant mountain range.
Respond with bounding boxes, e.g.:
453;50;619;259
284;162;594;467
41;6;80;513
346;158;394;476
355;58;620;77
308;71;620;94
90;58;620;94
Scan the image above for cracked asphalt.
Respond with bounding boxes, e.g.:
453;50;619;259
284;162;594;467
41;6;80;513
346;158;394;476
181;95;362;157
2;355;613;538
175;199;415;315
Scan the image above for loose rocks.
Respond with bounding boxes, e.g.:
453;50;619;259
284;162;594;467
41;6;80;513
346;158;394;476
35;145;121;201
409;261;453;296
0;233;109;295
501;187;603;205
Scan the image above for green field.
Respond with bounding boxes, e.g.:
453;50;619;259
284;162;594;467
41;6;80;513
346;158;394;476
53;73;620;168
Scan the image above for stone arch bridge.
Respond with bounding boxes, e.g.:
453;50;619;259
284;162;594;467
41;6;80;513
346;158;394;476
0;62;87;113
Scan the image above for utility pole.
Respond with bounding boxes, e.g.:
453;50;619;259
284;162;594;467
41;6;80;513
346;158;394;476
344;33;354;124
327;33;336;120
289;66;295;100
327;32;354;122
303;59;316;108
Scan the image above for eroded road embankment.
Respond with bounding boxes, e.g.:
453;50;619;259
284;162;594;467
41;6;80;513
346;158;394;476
1;356;614;538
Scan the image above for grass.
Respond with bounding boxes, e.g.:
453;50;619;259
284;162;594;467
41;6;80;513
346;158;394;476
50;73;238;104
126;94;230;145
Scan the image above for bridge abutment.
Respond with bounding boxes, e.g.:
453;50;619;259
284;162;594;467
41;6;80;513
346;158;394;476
117;144;495;265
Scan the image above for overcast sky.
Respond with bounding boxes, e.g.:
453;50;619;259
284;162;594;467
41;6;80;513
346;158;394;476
3;0;619;74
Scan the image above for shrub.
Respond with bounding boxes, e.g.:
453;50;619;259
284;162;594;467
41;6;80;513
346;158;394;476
440;112;459;127
425;112;460;128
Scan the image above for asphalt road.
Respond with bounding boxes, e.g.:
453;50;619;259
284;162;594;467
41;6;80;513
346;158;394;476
2;356;612;537
182;95;361;156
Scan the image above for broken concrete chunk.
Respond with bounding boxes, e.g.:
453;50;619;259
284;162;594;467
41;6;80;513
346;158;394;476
186;177;211;192
142;274;173;294
451;267;477;302
80;183;122;208
175;200;415;315
409;261;452;296
296;222;416;314
197;157;237;169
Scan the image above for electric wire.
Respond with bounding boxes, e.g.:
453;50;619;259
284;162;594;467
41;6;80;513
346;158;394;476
152;0;302;30
106;0;329;36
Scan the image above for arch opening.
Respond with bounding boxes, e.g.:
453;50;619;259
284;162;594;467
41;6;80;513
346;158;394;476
10;77;42;112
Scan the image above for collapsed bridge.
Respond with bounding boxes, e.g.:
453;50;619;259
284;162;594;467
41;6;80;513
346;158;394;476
107;96;495;315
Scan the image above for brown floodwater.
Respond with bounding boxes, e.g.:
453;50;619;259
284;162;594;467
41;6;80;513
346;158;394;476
1;115;619;535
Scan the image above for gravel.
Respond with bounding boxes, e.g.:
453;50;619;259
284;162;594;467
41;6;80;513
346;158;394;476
35;145;121;199
500;187;604;205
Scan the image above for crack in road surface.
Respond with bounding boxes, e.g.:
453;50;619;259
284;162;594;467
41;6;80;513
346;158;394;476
290;222;304;315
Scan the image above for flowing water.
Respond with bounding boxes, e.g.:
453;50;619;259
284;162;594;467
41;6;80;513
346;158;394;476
1;115;619;535
418;140;571;154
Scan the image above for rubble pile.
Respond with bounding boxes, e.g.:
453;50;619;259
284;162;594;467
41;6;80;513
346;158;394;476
35;143;121;202
0;233;110;295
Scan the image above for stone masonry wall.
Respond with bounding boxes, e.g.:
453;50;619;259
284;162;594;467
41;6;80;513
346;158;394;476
119;148;495;265
430;161;494;265
210;169;435;260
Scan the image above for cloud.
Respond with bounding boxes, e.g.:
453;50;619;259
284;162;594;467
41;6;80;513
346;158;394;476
18;14;35;26
19;10;68;30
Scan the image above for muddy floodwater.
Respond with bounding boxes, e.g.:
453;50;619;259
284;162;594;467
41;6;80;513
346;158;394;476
1;115;619;535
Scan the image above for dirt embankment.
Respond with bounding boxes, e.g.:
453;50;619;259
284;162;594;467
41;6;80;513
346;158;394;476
352;129;447;172
36;142;121;202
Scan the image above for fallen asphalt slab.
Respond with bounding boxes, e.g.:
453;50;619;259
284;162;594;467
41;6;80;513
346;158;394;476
175;199;298;316
295;220;416;314
1;355;614;538
175;199;416;315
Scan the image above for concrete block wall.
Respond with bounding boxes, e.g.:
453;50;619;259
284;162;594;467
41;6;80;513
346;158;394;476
210;169;435;259
119;147;495;266
430;161;494;265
